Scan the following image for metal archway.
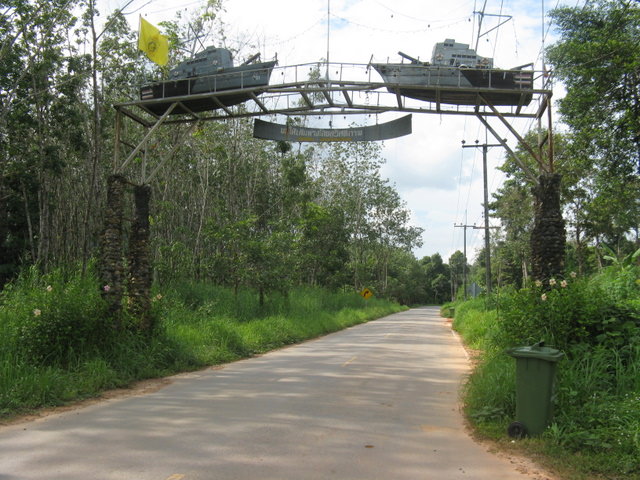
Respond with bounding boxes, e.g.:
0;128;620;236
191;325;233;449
104;61;553;320
113;61;553;183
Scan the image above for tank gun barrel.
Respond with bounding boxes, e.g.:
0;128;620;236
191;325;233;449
241;53;261;66
398;51;422;64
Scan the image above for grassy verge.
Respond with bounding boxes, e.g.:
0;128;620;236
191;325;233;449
448;271;640;480
0;267;404;420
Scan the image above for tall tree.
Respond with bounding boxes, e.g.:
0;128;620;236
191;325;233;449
546;0;640;259
547;0;640;176
0;0;90;283
448;250;466;299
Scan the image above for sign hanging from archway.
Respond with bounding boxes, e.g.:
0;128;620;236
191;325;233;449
253;114;412;142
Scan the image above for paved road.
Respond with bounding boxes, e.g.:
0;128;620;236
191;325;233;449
0;307;534;480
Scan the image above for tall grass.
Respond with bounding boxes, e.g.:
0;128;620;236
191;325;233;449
162;283;401;362
0;268;404;419
451;267;640;479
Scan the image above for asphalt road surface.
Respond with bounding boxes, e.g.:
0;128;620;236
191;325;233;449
0;307;540;480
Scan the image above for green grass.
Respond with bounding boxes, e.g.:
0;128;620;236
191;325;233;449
451;271;640;480
0;268;404;420
162;284;402;363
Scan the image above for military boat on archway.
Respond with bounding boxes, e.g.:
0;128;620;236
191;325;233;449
371;39;534;107
140;46;277;115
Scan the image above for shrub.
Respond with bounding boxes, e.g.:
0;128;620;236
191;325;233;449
464;350;515;423
496;274;640;351
440;302;456;318
1;265;111;366
454;269;640;478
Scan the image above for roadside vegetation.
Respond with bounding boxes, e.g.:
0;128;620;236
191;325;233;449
444;3;640;476
446;256;640;480
1;3;639;480
0;264;403;419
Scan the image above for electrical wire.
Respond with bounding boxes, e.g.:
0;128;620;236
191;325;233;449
328;12;471;35
373;0;474;24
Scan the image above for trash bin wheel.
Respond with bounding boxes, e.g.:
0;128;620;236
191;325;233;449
507;421;527;439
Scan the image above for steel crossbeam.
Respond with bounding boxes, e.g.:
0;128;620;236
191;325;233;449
112;61;553;180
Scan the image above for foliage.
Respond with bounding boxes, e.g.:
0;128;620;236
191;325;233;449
1;265;110;366
452;297;499;350
489;0;640;286
0;266;403;418
496;270;640;351
453;265;640;479
548;0;640;178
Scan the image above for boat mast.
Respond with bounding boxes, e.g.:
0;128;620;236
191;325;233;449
475;0;488;51
474;1;512;53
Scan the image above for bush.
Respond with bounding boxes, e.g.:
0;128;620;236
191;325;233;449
440;302;456;318
496;273;640;351
452;299;499;351
0;265;111;366
452;267;640;479
464;350;515;423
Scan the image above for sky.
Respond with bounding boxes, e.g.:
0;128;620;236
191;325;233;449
100;0;572;261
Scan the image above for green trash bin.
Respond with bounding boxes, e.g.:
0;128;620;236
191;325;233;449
506;342;564;438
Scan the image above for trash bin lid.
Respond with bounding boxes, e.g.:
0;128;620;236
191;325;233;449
507;344;564;362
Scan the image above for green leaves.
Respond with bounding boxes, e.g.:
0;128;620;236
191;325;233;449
548;0;640;175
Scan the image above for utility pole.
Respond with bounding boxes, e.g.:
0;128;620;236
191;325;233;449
454;223;475;300
461;140;502;294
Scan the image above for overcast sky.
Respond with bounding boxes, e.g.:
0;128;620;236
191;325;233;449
101;0;571;261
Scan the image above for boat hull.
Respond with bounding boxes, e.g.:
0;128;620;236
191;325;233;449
140;61;277;115
371;64;533;106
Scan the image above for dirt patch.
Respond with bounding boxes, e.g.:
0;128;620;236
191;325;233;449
481;437;561;480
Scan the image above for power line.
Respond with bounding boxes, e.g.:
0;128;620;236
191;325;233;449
328;12;470;34
374;0;473;24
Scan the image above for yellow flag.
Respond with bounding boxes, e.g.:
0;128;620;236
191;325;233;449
138;16;168;66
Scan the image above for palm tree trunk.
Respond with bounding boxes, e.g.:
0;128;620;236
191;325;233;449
531;173;566;281
100;174;127;323
128;184;153;331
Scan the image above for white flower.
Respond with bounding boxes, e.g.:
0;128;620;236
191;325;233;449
46;285;53;292
33;309;42;316
561;280;568;288
103;285;111;292
535;280;543;287
570;271;577;278
549;278;557;286
541;294;548;301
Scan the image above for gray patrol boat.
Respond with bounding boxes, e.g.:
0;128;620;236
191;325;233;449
371;39;534;106
140;46;277;115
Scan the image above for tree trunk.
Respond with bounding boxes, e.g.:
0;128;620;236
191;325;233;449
128;184;153;331
82;0;101;275
100;174;127;322
530;173;566;281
